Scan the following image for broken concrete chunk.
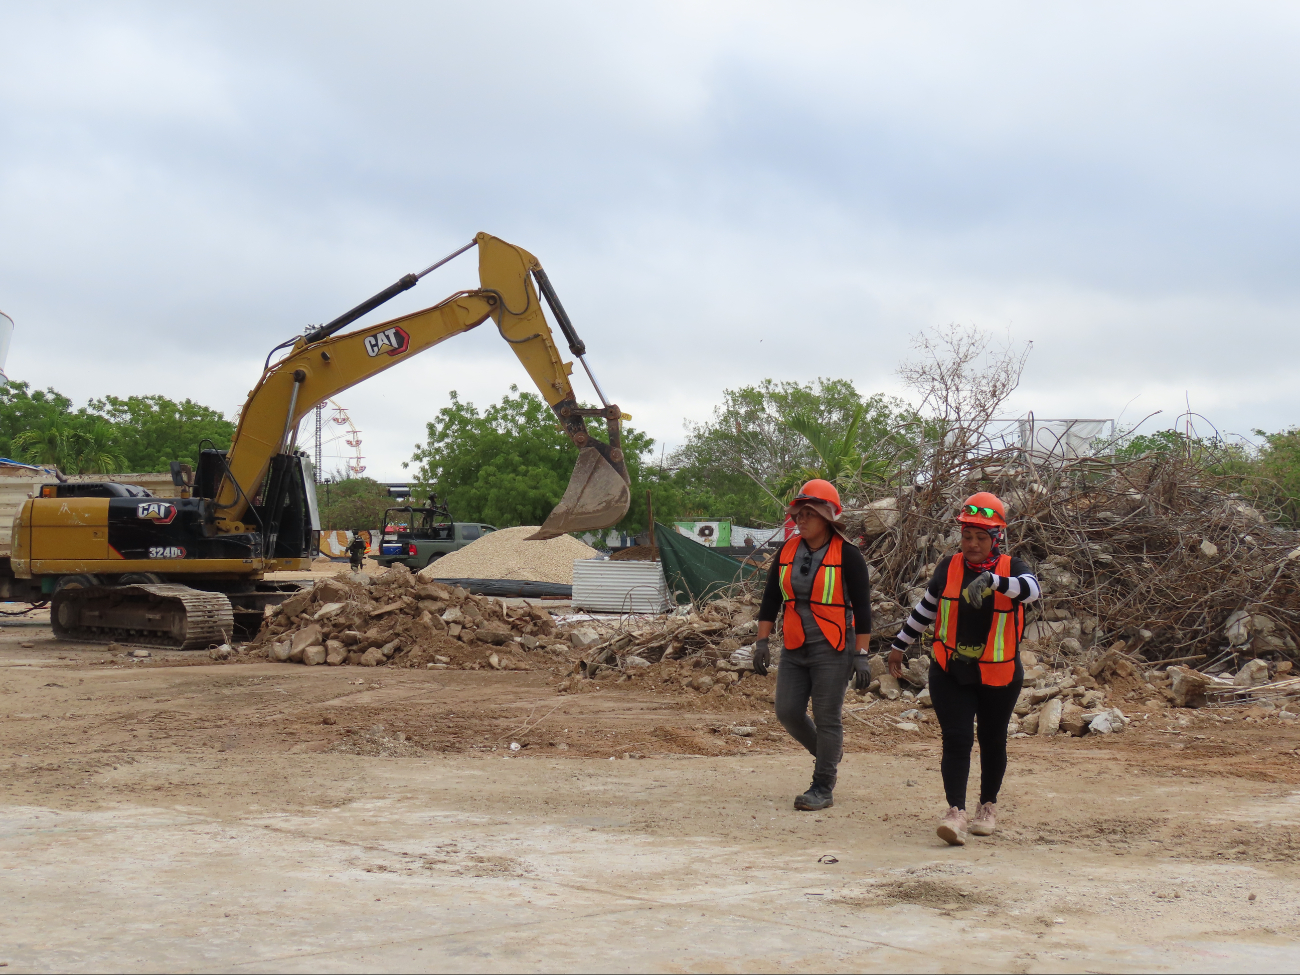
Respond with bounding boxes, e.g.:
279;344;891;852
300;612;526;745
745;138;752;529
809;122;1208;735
1038;697;1063;736
313;601;345;620
380;640;402;658
360;648;386;667
1168;666;1210;708
302;645;327;666
290;624;323;655
1060;702;1089;736
568;625;603;649
477;623;513;646
1234;658;1270;687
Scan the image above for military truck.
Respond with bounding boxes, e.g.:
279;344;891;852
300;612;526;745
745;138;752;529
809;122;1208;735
373;502;496;570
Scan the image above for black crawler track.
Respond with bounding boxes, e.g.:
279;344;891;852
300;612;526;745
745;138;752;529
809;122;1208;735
51;584;234;650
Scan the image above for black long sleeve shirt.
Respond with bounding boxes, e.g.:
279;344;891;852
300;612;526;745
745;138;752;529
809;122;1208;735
758;537;873;643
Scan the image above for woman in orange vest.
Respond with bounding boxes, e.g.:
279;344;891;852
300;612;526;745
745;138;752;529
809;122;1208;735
756;479;873;811
888;492;1040;845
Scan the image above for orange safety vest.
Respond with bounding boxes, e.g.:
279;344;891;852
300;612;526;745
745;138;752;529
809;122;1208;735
776;534;848;651
933;553;1023;687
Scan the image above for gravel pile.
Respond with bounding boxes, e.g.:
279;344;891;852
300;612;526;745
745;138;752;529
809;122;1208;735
419;526;597;584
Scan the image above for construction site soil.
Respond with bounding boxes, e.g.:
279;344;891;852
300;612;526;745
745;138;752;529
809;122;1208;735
3;618;1300;970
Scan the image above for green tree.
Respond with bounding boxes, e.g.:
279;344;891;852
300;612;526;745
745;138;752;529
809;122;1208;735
406;386;654;532
84;395;235;471
1255;427;1300;526
0;383;74;462
318;476;394;531
666;379;921;525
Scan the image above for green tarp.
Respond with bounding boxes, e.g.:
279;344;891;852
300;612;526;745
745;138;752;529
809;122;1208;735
655;521;763;605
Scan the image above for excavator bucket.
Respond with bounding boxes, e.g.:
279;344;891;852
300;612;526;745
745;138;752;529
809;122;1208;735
527;446;630;541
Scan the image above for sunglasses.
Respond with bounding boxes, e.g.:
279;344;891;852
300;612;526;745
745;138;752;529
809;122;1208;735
800;554;812;575
964;504;997;518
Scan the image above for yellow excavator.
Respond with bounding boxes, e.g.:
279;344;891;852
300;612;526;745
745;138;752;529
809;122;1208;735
1;233;630;648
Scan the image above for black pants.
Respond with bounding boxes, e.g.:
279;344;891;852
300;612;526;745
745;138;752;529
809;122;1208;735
927;658;1024;809
775;638;853;786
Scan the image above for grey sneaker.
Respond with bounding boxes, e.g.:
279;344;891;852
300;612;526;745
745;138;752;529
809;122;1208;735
794;782;834;811
969;801;996;836
937;806;968;846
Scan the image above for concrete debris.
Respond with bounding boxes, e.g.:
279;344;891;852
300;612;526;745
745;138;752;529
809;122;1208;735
1038;697;1063;736
249;572;567;670
1088;708;1128;734
1235;658;1271;687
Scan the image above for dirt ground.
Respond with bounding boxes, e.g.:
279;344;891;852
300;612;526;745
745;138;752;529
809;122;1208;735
2;616;1300;972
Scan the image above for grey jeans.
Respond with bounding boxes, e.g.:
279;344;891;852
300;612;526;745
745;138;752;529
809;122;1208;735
774;637;853;785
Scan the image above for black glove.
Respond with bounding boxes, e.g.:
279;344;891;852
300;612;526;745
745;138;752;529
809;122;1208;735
853;653;872;691
962;570;996;609
753;637;770;676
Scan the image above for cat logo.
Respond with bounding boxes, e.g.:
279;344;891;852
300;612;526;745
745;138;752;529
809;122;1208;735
136;502;177;525
363;325;410;358
148;546;186;559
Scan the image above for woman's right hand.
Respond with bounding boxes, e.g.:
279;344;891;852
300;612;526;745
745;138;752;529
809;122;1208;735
888;648;905;679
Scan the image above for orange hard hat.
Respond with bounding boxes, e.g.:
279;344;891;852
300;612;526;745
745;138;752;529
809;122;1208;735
790;478;843;517
958;491;1006;529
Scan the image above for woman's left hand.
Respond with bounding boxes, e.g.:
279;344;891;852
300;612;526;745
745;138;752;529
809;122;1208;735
888;648;905;678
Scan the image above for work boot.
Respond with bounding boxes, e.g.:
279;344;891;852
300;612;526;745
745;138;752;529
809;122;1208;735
794;780;834;811
969;801;996;836
936;806;968;846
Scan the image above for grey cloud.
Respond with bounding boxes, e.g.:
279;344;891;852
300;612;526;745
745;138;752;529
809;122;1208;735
1;1;1297;478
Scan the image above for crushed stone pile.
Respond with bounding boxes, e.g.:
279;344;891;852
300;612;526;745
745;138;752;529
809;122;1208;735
419;526;597;584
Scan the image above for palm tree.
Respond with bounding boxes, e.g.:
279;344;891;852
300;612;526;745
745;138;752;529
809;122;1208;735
69;421;126;475
13;418;74;470
778;402;890;502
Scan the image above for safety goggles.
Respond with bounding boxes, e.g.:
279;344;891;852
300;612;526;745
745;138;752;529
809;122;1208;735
963;504;998;518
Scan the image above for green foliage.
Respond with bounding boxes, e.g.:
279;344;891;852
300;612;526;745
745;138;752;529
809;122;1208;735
1113;429;1192;461
664;379;922;526
405;386;654;531
85;395;235;471
317;476;393;531
0;381;233;476
1255;427;1300;526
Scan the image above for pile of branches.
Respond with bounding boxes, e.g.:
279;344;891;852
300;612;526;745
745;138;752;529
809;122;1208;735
845;447;1300;662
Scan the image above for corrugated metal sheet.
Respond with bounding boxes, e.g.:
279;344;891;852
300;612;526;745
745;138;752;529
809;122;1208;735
571;559;669;614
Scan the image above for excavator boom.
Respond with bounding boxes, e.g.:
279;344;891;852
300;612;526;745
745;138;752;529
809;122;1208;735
214;232;629;541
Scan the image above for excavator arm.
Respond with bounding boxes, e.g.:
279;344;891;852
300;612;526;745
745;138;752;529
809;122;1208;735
213;232;630;541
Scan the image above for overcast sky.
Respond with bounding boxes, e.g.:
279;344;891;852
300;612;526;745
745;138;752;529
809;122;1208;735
2;2;1297;479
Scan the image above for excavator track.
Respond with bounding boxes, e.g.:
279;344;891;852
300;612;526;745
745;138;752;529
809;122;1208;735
50;584;234;650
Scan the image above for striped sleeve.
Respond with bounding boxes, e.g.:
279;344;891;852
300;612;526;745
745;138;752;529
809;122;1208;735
992;571;1041;604
891;590;940;652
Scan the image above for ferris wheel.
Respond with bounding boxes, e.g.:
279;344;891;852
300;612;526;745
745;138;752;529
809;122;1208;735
314;399;365;476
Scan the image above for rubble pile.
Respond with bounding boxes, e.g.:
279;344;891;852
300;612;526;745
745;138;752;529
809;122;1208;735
557;597;776;701
844;450;1300;666
247;563;574;670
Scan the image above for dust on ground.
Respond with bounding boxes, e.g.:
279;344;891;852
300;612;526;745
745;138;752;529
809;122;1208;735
2;622;1300;971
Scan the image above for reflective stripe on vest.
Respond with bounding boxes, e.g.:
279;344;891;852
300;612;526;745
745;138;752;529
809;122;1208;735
776;534;848;651
932;553;1022;686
